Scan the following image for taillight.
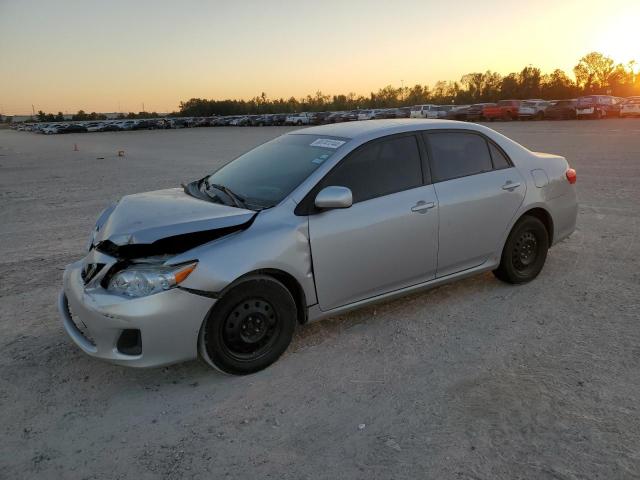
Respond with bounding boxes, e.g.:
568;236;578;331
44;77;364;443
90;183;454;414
566;168;577;184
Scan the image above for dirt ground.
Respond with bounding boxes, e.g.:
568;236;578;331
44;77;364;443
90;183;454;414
1;120;639;479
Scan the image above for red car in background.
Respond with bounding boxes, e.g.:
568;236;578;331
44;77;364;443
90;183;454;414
482;100;522;121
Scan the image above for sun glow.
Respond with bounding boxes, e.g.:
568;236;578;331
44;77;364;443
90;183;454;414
594;8;640;68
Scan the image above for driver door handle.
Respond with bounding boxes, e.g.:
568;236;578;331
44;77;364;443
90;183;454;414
502;181;521;191
411;201;436;213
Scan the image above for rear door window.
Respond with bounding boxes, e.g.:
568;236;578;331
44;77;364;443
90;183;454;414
423;132;494;182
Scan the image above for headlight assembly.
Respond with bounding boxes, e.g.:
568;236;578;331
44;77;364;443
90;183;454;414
107;262;197;298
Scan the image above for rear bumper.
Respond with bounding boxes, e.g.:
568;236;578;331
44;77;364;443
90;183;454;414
59;260;216;367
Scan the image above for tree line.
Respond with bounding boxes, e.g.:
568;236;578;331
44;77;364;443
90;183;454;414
178;52;639;116
25;51;639;121
33;110;162;122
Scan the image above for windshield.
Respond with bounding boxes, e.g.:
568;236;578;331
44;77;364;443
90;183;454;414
206;134;348;210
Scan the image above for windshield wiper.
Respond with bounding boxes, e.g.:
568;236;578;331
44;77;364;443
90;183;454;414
201;178;247;209
211;183;247;209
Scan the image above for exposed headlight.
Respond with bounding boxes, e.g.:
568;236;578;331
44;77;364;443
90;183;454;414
107;262;197;298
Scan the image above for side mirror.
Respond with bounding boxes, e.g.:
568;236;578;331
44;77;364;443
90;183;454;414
314;186;353;210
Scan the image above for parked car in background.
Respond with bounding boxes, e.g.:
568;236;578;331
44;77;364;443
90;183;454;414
466;103;496;121
620;97;640;118
357;110;381;121
518;100;551;120
545;100;577;120
286;112;313;125
132;119;159;130
483;100;522;121
394;107;412;118
446;105;470;120
58;124;88;134
85;122;104;132
373;109;397;119
231;116;252;126
42;123;66;134
576;95;621;119
410;104;440;119
171;118;190;128
101;122;122;132
434;105;453;119
325;112;343;123
310;112;332;125
115;120;138;130
249;114;271;126
270;114;284;126
341;110;360;122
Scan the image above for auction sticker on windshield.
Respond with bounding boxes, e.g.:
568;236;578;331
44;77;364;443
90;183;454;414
310;138;346;149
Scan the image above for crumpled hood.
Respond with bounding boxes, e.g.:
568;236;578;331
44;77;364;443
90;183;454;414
94;188;256;246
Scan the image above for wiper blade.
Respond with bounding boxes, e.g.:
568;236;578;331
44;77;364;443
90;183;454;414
203;179;247;209
210;183;247;209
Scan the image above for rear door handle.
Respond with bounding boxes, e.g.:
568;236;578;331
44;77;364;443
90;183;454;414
502;181;521;191
411;201;435;213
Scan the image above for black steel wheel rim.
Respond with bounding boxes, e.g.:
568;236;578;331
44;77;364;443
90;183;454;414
221;298;280;360
512;230;539;271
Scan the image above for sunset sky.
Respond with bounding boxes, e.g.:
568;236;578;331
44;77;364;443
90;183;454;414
1;0;638;115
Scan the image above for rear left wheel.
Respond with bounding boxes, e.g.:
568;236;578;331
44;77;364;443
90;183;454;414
199;276;297;375
493;216;549;284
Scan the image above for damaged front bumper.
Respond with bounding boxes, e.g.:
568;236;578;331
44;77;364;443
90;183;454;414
59;259;216;367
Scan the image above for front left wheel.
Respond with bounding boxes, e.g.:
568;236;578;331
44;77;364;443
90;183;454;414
199;276;297;375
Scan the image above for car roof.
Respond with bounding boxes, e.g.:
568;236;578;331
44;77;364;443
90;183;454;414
289;119;473;140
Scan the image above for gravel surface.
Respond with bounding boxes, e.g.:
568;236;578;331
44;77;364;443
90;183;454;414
1;120;639;479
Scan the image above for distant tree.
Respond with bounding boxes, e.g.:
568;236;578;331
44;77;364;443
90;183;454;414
55;112;65;121
481;71;502;101
431;81;458;104
460;73;484;102
500;73;520;99
607;63;636;96
405;84;430;106
170;51;638;117
72;110;89;121
573;52;615;93
541;69;577;99
518;66;542;98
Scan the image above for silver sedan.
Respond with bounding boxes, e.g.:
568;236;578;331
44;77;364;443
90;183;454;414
59;119;578;374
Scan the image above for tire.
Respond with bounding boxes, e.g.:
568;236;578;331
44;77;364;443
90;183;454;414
594;110;602;120
493;215;549;284
296;120;303;126
199;276;297;375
